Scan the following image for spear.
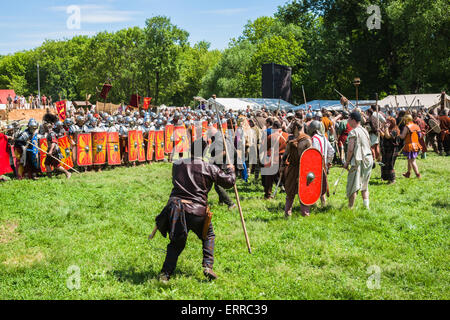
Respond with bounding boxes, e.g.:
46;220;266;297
214;101;252;254
28;141;81;174
332;167;346;195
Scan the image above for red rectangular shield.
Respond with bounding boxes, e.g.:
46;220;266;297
128;130;138;162
164;124;174;154
56;100;67;122
174;126;189;153
39;138;49;172
137;131;146;162
58;135;74;170
202;121;208;139
146;131;155;161
155;130;165;161
107;132;121;165
77;133;93;166
92;132;107;165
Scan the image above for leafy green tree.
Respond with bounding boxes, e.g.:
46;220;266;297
141;16;189;105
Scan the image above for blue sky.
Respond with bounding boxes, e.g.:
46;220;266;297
0;0;289;55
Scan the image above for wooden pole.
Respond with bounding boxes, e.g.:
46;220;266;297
29;141;81;174
213;101;252;254
302;85;307;110
376;93;380;143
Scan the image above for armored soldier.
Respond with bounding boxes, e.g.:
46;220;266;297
43;122;71;179
15;119;40;179
54;121;66;138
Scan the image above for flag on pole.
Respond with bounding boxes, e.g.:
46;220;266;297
100;83;112;100
129;94;141;108
56;100;67;121
143;97;152;110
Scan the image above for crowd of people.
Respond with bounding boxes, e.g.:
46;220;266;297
1;95;449;213
3;93;54;110
1;94;449;282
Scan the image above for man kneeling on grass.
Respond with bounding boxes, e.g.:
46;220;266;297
154;138;235;282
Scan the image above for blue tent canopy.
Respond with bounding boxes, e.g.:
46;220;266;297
291;100;375;111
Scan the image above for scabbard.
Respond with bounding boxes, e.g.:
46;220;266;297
202;206;213;240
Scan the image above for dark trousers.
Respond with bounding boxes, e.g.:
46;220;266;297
162;213;215;275
215;183;234;206
262;174;276;198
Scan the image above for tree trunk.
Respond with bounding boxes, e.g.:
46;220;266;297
155;70;160;105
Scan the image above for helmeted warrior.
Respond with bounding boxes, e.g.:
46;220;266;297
15;119;40;179
43;121;71;179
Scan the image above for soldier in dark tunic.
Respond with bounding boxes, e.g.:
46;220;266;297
155;138;236;282
380;117;400;184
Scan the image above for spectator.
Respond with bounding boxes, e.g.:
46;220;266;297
35;95;40;109
7;94;13;110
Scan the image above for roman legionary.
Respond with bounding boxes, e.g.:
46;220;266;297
154;138;236;282
308;120;334;207
399;114;422;179
43;122;71;179
282;120;311;217
344;111;373;209
15;119;40;180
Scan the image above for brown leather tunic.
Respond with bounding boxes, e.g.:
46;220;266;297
169;158;236;216
284;133;312;198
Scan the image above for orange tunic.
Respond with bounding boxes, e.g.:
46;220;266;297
403;123;422;152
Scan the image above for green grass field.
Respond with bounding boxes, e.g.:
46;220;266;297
0;154;449;300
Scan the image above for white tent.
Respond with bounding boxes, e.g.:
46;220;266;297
378;94;449;110
207;98;296;111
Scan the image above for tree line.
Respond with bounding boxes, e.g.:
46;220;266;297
0;0;448;106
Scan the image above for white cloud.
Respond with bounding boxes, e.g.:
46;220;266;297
81;11;139;23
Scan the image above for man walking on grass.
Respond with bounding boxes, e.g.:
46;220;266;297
344;111;373;209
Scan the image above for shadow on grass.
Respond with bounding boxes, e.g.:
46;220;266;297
432;200;449;210
111;268;160;285
111;267;199;284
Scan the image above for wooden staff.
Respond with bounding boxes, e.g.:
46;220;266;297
148;225;158;240
376;93;380;144
29;141;81;174
214;101;252;254
407;96;417;112
302;85;308;110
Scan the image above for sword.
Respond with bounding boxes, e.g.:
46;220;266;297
272;166;284;198
332;165;346;195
